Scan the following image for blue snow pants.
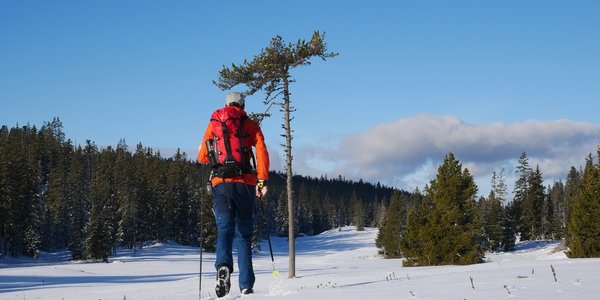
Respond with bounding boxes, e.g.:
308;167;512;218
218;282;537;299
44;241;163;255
212;182;256;291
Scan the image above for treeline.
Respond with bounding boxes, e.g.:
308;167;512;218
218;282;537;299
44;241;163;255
264;171;401;238
377;150;600;266
0;119;396;260
0;119;210;260
8;119;596;263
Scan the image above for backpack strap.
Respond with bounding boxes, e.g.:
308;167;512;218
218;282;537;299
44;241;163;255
220;118;236;163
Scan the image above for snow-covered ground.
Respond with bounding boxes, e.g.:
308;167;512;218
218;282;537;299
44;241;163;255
1;227;599;299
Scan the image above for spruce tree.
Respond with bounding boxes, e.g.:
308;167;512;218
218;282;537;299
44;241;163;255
115;140;138;249
0;126;8;256
166;149;193;245
564;166;583;227
401;153;484;266
323;194;338;230
546;181;565;239
524;166;545;240
400;196;431;264
482;170;506;251
500;202;517;251
548;181;567;239
184;157;201;247
296;184;312;236
276;191;289;237
45;146;67;250
347;190;365;231
513;152;532;241
86;147;117;261
376;191;406;257
337;194;350;227
2;126;40;256
66;146;87;259
485;192;503;251
374;196;387;228
310;189;326;235
132;144;151;247
566;153;600;257
353;199;366;231
146;147;167;242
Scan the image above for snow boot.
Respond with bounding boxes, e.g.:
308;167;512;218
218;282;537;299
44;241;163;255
241;288;254;295
215;266;231;298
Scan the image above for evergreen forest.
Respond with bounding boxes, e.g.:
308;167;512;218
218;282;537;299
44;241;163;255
0;119;396;260
377;151;600;265
2;119;599;263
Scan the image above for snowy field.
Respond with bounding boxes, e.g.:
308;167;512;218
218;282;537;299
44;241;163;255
1;227;599;300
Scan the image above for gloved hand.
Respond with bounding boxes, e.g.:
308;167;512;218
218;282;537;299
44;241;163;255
256;180;268;197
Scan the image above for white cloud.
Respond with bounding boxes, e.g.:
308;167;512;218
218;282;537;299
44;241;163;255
294;114;600;195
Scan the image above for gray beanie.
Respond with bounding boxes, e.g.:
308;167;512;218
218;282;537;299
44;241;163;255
225;92;245;107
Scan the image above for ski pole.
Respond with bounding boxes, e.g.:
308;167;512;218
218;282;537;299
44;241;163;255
258;195;278;277
199;194;203;299
198;163;204;299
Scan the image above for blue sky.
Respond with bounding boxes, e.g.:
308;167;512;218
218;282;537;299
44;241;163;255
1;1;599;195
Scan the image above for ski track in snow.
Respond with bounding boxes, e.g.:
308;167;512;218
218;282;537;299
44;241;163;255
1;227;599;299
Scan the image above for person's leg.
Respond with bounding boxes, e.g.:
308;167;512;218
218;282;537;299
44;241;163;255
233;183;256;291
212;183;234;273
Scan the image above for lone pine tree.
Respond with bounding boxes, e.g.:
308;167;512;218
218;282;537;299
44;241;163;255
213;31;337;278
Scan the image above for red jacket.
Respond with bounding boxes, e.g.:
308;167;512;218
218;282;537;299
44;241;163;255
197;106;270;186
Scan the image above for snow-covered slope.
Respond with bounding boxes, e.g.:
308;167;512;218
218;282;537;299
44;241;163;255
1;227;599;299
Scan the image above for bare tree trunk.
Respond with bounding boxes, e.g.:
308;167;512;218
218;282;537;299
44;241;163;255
283;76;295;278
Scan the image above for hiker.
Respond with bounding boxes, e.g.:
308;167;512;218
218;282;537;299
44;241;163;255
197;91;270;297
